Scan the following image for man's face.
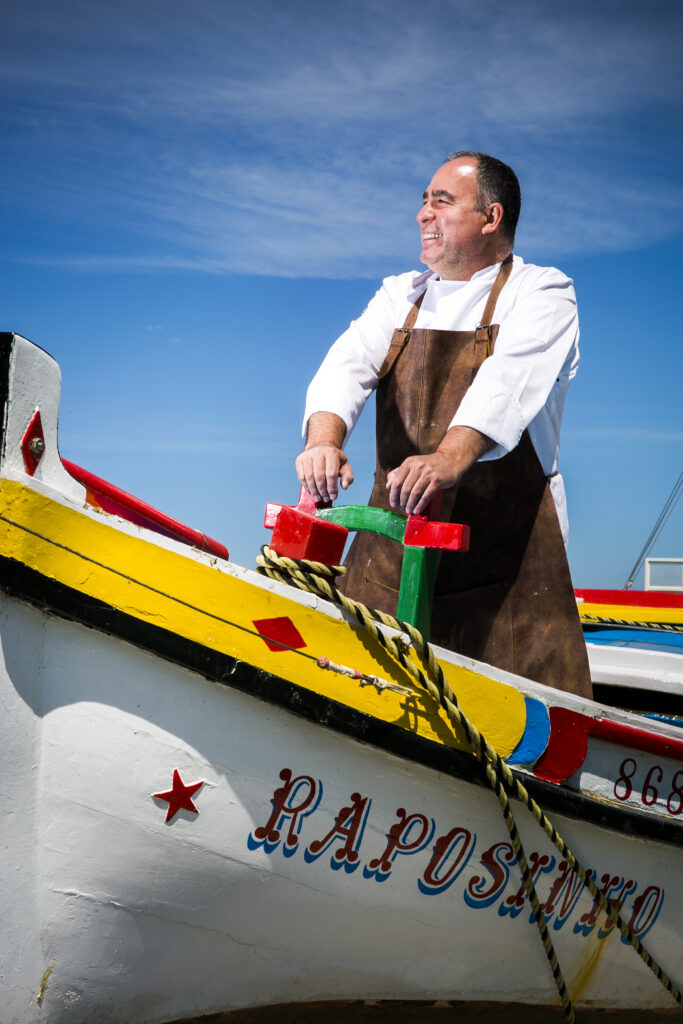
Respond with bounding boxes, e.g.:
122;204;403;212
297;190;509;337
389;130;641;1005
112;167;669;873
417;158;489;280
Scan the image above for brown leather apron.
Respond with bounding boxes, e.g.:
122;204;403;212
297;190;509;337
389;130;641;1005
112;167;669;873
341;259;592;697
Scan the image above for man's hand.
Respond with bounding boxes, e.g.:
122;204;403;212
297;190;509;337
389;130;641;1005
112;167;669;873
386;451;460;515
296;412;354;503
296;444;353;503
387;425;493;515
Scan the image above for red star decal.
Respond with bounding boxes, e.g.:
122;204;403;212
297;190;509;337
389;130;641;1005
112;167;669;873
154;769;204;823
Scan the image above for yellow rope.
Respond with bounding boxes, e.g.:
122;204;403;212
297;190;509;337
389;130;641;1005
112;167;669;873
257;544;682;1019
580;613;683;634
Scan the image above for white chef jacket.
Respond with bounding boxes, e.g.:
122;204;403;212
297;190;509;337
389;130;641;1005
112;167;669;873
303;256;580;544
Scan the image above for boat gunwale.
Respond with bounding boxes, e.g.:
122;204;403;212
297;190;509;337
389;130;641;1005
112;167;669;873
3;551;683;849
7;463;683;744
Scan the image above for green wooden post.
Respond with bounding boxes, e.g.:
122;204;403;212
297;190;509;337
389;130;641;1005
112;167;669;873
396;545;438;639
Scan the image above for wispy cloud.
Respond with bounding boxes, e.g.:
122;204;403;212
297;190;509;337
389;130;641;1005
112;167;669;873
3;0;682;277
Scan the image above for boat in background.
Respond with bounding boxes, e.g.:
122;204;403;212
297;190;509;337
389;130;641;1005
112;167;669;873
577;473;683;713
579;586;683;714
1;332;682;1024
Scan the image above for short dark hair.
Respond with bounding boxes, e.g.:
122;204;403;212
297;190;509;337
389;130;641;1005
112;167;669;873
447;150;521;244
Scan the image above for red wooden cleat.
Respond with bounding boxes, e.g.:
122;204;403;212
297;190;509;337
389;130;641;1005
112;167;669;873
270;505;348;563
404;516;470;552
264;486;330;529
264;502;283;529
295;485;319;514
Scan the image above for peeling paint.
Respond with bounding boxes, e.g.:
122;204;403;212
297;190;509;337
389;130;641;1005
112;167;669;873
36;963;55;1005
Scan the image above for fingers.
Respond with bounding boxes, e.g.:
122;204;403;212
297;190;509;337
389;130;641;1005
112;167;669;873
386;465;408;511
387;464;433;515
296;449;332;501
339;461;354;491
386;454;455;515
295;444;352;503
410;478;440;515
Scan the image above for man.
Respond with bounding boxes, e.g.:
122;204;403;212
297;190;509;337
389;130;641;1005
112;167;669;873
296;151;591;697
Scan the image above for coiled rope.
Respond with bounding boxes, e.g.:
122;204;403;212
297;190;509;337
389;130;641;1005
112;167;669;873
257;544;682;1021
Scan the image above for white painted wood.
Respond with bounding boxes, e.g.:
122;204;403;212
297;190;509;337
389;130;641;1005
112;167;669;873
1;594;681;1023
587;642;683;693
2;334;85;503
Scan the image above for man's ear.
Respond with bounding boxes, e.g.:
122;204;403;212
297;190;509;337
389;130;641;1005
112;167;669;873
482;202;504;235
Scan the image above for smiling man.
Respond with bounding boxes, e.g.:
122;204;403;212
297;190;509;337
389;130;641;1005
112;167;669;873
296;151;591;696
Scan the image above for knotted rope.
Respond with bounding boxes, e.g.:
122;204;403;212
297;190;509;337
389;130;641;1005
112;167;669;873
257;544;682;1020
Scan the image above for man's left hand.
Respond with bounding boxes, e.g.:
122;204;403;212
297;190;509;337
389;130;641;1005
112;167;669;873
386;425;494;515
386;453;461;516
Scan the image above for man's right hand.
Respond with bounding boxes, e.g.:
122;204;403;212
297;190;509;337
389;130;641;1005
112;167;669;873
296;412;354;503
296;444;354;503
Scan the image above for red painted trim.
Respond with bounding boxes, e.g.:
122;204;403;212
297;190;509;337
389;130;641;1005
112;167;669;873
591;717;683;761
532;707;593;783
62;459;229;561
575;588;683;609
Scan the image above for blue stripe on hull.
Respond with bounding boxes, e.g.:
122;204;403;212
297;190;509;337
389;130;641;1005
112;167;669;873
583;626;683;654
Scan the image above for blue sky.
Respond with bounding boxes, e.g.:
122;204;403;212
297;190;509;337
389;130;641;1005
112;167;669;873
2;0;682;587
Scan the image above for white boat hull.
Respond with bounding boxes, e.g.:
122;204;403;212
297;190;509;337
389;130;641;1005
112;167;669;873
3;594;681;1023
587;640;683;694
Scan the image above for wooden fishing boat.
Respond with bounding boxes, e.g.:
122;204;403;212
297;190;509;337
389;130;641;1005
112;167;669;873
577;476;683;713
578;587;683;715
1;331;682;1024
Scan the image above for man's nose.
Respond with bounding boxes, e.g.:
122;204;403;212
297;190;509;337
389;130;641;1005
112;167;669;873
417;204;432;223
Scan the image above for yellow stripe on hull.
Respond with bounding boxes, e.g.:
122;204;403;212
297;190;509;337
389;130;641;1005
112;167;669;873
579;602;683;626
0;477;526;757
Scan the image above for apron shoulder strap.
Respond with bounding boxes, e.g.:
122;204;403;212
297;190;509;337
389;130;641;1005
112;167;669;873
400;288;426;332
377;289;426;379
478;252;514;328
473;253;514;366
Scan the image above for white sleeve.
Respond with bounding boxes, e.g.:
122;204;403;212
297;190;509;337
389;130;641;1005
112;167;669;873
449;268;580;459
302;278;402;443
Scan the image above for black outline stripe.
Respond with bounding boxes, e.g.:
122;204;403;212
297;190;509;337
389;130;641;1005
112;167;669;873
0;335;14;465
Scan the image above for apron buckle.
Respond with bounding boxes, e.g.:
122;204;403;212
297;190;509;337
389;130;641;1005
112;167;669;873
474;323;493;356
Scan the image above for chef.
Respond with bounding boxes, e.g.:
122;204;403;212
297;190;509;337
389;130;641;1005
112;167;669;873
296;151;591;697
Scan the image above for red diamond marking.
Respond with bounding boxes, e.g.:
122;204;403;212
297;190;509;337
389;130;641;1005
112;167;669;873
253;616;307;652
21;409;46;476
